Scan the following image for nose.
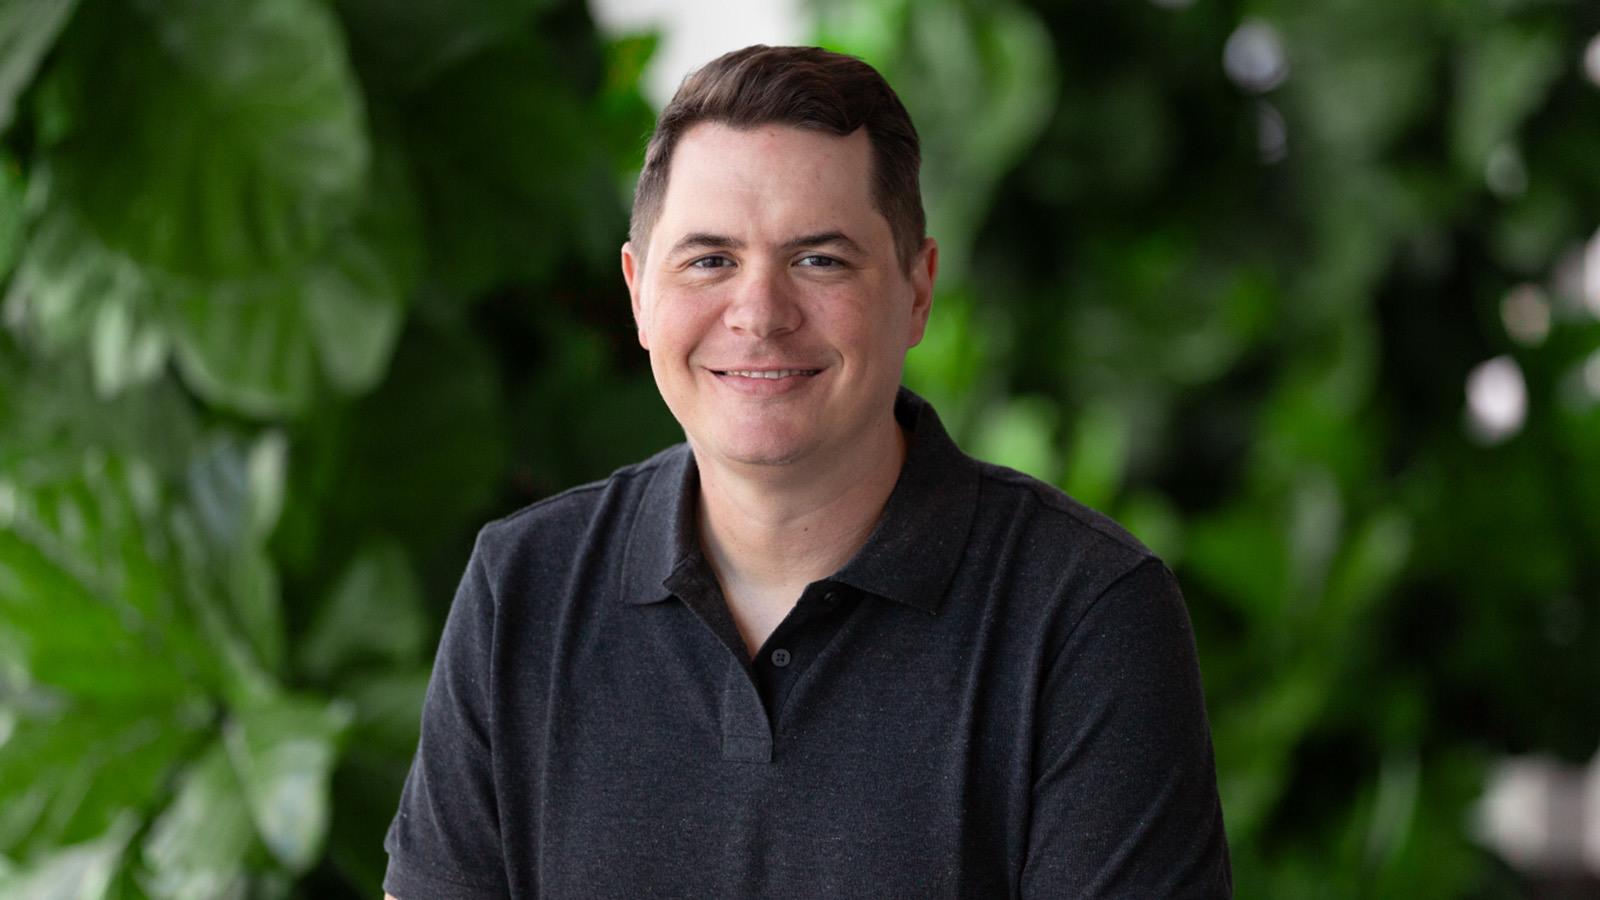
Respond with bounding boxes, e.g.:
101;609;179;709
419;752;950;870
722;264;802;338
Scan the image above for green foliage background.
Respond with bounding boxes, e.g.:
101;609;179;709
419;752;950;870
1;0;1597;896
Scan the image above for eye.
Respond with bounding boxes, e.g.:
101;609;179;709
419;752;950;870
690;255;733;269
796;255;842;268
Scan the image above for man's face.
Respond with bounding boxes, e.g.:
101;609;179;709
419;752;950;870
622;123;935;474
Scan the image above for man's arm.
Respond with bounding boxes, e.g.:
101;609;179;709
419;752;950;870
1022;558;1232;897
381;531;510;899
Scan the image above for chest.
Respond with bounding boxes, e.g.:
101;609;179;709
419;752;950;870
488;594;1035;898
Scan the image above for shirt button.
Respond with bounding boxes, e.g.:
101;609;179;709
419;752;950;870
770;648;792;668
823;590;840;604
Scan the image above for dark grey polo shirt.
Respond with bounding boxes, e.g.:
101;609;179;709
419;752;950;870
384;389;1231;898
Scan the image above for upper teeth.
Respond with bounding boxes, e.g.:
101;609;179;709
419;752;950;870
725;369;812;379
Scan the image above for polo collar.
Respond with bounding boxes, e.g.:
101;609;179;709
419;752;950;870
619;387;980;615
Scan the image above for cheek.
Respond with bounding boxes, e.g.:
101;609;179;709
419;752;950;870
641;293;712;357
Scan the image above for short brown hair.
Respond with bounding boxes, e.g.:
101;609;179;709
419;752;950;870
629;45;925;271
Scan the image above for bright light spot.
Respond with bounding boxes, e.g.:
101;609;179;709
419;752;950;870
1501;284;1550;346
1585;350;1600;399
1465;356;1527;444
1584;227;1600;319
589;0;808;108
1584;33;1600;88
1475;756;1583;871
1224;19;1289;94
1257;101;1288;164
1586;759;1600;872
1485;143;1527;198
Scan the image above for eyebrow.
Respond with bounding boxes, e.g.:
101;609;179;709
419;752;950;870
668;232;742;257
666;230;867;259
784;231;866;256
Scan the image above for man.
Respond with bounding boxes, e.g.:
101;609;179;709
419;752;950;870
384;45;1230;898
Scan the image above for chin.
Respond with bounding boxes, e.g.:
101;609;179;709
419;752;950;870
714;442;809;468
704;428;817;469
724;450;806;468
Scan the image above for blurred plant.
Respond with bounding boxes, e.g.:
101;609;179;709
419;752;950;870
821;0;1600;897
3;0;1599;896
0;0;661;895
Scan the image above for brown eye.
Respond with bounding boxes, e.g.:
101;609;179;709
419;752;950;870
797;255;841;268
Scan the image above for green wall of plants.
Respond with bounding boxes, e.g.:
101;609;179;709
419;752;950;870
1;0;1596;896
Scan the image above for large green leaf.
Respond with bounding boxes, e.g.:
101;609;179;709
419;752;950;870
10;0;421;418
1;207;170;399
0;702;204;857
224;694;353;873
0;0;79;135
0;338;200;482
0;812;135;900
323;669;428;891
7;154;423;416
299;539;425;681
183;434;289;674
298;149;423;396
164;280;321;419
42;0;368;282
335;0;554;91
163;150;422;417
0;466;215;704
0;352;357;890
0;440;245;863
340;670;430;759
1450;24;1564;173
139;741;256;900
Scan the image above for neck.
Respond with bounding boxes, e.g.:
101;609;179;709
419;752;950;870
694;417;907;599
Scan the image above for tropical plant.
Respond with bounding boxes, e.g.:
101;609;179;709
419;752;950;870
1;0;658;894
2;0;1598;896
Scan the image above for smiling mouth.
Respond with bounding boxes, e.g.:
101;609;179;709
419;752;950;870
712;368;822;379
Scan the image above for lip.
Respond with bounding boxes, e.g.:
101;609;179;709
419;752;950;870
705;365;825;396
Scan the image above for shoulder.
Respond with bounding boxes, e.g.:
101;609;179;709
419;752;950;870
940;454;1184;637
471;444;686;571
973;458;1157;567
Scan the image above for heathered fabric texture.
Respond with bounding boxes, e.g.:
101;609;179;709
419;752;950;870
383;389;1231;898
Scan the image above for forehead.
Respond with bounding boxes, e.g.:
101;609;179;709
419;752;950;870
651;123;884;249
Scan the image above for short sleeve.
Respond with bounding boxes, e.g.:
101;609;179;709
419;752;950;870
1021;558;1232;898
383;532;509;900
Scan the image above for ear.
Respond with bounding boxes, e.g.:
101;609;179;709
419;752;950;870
905;237;938;348
621;242;649;349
